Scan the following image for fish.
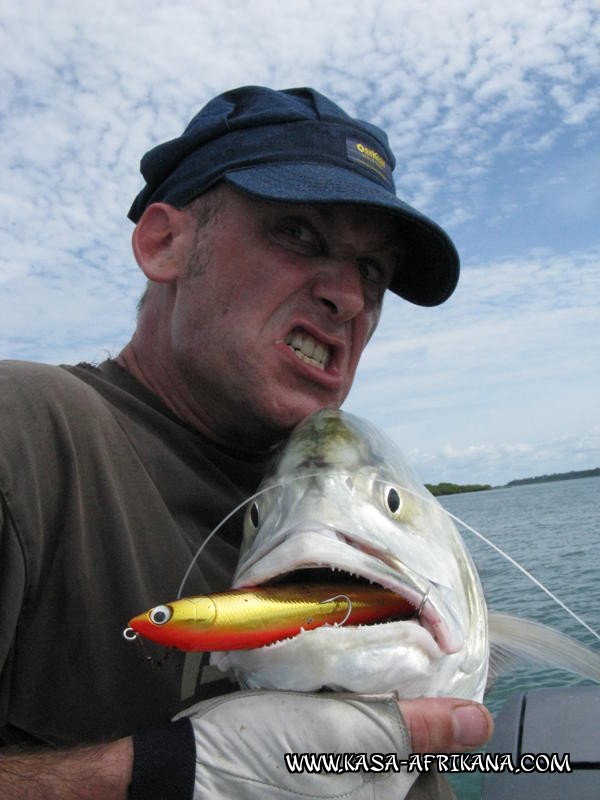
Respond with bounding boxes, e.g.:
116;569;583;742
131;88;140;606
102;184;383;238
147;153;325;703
208;409;600;701
127;409;600;701
127;583;415;651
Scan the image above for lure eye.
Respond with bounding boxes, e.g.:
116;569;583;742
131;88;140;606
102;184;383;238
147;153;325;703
149;605;172;626
249;502;260;529
385;487;402;515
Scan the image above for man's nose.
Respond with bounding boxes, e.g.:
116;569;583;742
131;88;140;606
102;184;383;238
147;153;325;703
311;260;365;321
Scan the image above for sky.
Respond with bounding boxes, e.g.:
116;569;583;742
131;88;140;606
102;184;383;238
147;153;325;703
1;0;599;486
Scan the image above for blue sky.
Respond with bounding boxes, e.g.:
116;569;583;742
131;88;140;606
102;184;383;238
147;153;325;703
1;0;598;486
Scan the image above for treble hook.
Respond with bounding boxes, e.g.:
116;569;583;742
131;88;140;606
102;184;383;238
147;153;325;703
123;627;173;668
319;593;353;627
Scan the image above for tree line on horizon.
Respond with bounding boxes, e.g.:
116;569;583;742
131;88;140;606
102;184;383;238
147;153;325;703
426;467;599;496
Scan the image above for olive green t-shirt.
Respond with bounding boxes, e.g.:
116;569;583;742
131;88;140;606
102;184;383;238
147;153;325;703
0;359;270;746
0;359;454;799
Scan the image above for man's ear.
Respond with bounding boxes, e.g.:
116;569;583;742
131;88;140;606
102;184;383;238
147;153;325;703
131;203;194;283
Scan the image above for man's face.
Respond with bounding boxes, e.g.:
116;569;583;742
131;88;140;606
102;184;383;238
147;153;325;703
167;186;404;448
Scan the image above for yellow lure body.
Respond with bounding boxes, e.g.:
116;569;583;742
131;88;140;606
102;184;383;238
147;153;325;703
128;582;413;651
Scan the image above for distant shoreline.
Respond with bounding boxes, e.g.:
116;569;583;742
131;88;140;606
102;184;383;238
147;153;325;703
427;467;600;497
504;467;600;487
425;482;492;497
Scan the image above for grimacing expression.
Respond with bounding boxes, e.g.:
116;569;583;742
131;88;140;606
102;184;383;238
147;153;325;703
169;187;405;446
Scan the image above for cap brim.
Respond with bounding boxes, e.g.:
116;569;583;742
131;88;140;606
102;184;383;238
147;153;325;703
224;164;459;307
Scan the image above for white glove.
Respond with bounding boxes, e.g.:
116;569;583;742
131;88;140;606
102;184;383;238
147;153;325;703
130;690;419;799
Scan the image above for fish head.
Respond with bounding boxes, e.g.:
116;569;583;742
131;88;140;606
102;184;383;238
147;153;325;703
215;409;488;700
128;597;217;651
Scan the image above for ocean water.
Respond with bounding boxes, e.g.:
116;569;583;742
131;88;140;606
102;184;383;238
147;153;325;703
437;476;600;799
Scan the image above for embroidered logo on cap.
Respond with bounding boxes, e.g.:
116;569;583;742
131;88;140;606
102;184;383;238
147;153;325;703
346;139;393;186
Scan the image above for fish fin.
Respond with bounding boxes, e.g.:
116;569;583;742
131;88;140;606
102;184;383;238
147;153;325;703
487;612;600;691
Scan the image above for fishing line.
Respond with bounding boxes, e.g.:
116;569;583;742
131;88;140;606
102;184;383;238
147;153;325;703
179;470;600;645
177;482;286;599
177;471;359;598
369;479;600;645
443;506;600;644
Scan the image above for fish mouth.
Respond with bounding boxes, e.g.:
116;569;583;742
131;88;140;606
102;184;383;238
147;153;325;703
266;566;426;630
239;562;453;654
234;526;461;654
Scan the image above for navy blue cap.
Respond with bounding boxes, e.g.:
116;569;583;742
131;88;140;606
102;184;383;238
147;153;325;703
128;86;459;306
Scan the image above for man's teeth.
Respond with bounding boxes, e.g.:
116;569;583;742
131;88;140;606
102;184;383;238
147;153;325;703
286;331;330;370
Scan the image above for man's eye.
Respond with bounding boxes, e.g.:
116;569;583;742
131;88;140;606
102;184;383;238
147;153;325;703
281;222;310;240
357;259;384;284
276;219;321;250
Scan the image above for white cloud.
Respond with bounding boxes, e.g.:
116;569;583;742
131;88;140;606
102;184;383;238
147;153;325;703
345;247;600;484
1;0;599;487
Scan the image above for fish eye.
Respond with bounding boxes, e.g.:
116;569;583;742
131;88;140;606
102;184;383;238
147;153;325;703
149;605;172;626
385;487;402;515
250;502;260;529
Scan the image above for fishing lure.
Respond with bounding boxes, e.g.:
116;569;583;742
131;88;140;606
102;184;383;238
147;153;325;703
125;582;414;652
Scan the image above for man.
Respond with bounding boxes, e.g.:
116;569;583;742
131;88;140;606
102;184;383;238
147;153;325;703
0;86;492;798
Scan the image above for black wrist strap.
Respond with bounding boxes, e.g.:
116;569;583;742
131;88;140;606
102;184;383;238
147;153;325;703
130;718;196;800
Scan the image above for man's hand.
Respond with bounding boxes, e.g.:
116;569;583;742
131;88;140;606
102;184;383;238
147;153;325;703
129;691;494;799
399;696;493;752
0;696;493;798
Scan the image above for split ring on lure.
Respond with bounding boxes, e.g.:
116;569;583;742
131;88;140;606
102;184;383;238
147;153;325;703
125;582;415;652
